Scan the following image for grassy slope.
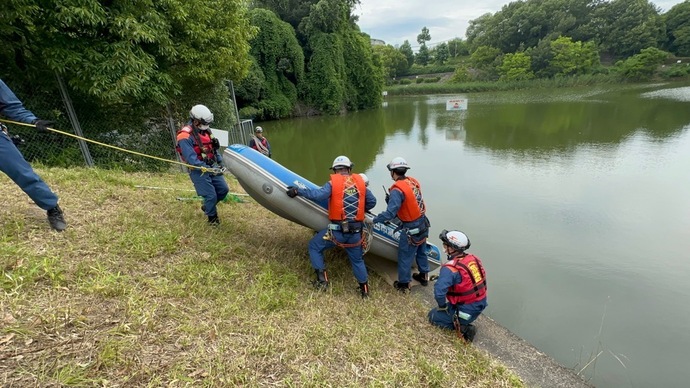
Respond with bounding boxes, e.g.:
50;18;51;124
1;167;523;387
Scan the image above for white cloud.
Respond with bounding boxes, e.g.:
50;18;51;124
355;0;686;48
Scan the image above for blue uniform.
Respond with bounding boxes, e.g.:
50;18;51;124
372;189;430;283
297;180;377;283
177;124;228;218
0;79;59;210
428;263;488;329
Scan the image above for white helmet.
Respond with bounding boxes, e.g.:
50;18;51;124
190;104;214;125
439;230;471;252
331;155;353;170
387;156;411;171
358;173;370;187
255;126;263;133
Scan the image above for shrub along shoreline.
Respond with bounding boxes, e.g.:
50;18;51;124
1;167;523;387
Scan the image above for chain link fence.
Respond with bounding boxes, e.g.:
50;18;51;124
4;76;254;173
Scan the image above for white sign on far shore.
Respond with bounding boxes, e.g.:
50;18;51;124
446;98;468;111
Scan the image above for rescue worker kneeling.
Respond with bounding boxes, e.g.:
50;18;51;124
286;156;376;298
428;230;487;343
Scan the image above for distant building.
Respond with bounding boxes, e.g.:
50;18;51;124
370;38;386;46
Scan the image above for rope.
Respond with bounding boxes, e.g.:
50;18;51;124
0;119;209;172
324;229;363;250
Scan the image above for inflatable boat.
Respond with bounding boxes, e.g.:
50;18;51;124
223;145;442;274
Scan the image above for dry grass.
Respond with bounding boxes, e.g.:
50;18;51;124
1;167;523;387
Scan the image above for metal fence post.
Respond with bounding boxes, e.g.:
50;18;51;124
56;73;94;167
166;104;186;172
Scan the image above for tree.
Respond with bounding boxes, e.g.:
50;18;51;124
399;40;415;68
435;42;450;64
616;47;669;80
400;40;414;69
373;45;409;78
549;36;600;76
499;52;535;81
447;38;469;57
417;26;431;46
236;8;305;119
594;0;664;58
663;0;690;56
470;46;502;80
0;0;256;105
416;45;431;66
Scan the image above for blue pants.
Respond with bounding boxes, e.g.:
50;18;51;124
0;131;58;210
428;305;482;330
308;229;368;283
188;169;229;217
397;228;430;283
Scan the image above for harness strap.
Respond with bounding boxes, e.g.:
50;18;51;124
324;229;365;249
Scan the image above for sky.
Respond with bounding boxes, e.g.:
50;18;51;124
354;0;686;49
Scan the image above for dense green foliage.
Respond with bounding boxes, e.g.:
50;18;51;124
1;0;254;106
663;0;690;56
244;0;382;118
549;37;600;76
1;0;256;169
236;9;304;120
379;0;689;86
499;53;535;81
303;33;347;114
615;47;669;80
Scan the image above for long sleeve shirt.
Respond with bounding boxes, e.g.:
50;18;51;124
372;189;404;224
0;79;38;123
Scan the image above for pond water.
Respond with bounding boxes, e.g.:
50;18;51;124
258;82;690;388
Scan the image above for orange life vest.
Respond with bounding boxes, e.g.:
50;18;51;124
444;254;487;305
176;125;216;164
328;174;366;222
390;176;425;222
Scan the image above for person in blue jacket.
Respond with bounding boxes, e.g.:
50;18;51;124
175;104;228;225
286;156;377;298
0;79;67;231
428;230;488;343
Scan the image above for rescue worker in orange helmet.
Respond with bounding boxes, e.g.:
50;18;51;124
372;157;431;293
176;104;228;225
428;230;487;343
286;156;376;298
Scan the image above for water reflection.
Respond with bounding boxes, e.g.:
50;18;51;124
461;86;690;155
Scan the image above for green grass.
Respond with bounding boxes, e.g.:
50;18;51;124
0;167;524;387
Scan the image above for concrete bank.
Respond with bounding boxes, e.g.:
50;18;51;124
414;287;593;388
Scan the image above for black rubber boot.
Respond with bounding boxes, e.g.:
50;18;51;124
393;281;410;294
313;270;329;291
207;215;220;226
412;272;429;286
47;205;67;231
358;282;370;299
461;324;477;343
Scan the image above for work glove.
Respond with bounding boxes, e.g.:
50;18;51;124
211;137;220;151
10;135;25;147
286;186;298;198
33;119;54;133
